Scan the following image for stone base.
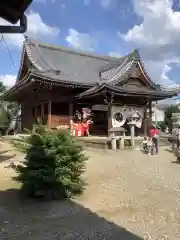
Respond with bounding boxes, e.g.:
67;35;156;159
76;136;170;150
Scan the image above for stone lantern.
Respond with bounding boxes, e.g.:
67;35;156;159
127;112;140;147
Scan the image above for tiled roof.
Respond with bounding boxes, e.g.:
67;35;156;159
23;37;155;87
23;37;118;85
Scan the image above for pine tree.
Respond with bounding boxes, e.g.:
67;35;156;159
11;125;88;200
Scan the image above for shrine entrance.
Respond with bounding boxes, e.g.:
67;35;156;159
91;110;108;136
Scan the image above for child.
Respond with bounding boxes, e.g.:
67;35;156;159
147;137;153;156
142;137;148;153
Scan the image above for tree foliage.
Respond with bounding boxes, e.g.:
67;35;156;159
0;82;7;93
0;82;18;133
164;105;180;132
157;121;166;132
11;125;88;200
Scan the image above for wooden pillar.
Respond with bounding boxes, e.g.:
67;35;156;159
149;101;152;120
69;103;73;124
104;91;114;136
48;100;51;128
108;103;112;134
144;106;148;136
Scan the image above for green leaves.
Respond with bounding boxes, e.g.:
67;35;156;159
11;124;88;200
165;105;180;132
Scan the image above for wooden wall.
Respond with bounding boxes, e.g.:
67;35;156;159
20;86;74;130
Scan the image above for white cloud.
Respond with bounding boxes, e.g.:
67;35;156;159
65;28;96;51
27;11;59;37
0;11;60;48
160;64;178;88
0;75;16;87
121;0;180;88
108;52;121;58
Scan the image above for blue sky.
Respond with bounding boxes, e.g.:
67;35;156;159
0;0;180;90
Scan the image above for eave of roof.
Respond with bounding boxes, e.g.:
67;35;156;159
30;72;94;88
1;70;92;101
76;83;178;100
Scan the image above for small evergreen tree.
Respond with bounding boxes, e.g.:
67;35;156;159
11;124;88;200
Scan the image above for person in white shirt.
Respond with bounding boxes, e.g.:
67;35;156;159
172;124;178;152
177;125;180;149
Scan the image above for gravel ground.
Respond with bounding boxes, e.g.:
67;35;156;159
0;141;180;239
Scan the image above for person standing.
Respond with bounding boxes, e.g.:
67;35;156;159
177;125;180;148
147;137;153;156
149;125;159;155
172;124;178;152
175;125;180;163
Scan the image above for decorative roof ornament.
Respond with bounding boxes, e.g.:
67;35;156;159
131;49;140;60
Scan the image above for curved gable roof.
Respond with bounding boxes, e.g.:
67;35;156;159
21;36;118;85
16;37;159;90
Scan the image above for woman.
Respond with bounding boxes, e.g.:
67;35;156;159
82;118;93;136
149;125;159;155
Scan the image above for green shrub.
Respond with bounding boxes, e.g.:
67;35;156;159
11;124;88;200
157;121;166;132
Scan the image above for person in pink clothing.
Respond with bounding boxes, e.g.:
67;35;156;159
149;125;159;155
82;118;93;136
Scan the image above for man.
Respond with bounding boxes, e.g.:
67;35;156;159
172;124;178;152
173;124;180;163
177;125;180;150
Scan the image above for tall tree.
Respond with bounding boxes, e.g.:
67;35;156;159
164;105;180;132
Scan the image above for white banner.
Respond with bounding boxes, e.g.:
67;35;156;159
111;106;144;128
112;106;126;127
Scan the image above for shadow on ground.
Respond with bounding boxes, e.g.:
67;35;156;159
164;148;173;153
0;189;143;240
0;151;16;163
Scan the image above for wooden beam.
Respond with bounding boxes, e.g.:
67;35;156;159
48;100;51;128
